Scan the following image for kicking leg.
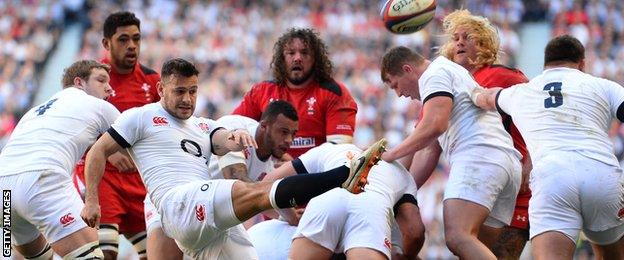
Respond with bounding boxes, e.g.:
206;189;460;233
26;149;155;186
230;139;387;221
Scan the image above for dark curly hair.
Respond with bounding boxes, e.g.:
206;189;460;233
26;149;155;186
271;28;334;86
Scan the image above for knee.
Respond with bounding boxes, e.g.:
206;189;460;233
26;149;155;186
444;228;472;253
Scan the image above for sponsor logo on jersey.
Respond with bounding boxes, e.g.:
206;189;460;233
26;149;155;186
269;97;280;103
306;97;316;115
152;117;169;126
195;204;205;222
336;124;352;131
291;137;315;148
384;237;392;249
198;122;210;133
60;213;75;227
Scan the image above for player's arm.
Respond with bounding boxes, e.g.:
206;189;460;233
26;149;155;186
221;163;253;182
81;132;125;228
471;87;502;111
409;141;442;188
394;196;425;259
264;160;298;182
211;128;257;156
383;96;452;161
325;87;357;144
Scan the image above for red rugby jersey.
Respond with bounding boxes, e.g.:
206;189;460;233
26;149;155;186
473;65;529;162
102;58;161;112
233;80;357;158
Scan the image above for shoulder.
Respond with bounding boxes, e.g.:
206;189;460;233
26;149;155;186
139;63;158;76
217;115;258;128
138;63;161;83
317;79;345;97
475;65;528;88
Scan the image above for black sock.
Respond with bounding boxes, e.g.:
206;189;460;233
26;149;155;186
273;165;349;208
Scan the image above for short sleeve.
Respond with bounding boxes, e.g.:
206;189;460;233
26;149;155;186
325;84;357;136
98;101;120;135
109;107;144;148
495;86;518;116
420;70;454;104
296;145;325;173
603;80;624;122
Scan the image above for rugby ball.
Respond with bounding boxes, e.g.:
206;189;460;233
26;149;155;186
381;0;437;34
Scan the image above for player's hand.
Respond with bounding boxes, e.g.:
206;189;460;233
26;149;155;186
107;151;136;172
519;159;532;194
273;153;293;168
81;202;101;228
382;149;397;162
227;129;258;150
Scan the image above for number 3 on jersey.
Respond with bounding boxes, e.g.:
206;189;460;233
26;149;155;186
543;82;563;108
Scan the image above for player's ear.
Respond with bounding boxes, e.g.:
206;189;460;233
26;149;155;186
102;38;111;51
578;59;585;72
156;81;164;97
73;77;85;88
402;64;412;73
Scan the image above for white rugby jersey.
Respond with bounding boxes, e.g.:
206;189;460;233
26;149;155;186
0;88;119;177
297;143;417;208
419;56;520;163
496;67;624;166
109;102;222;208
207;115;274;181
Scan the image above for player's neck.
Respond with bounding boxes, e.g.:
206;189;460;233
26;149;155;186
286;78;314;90
110;60;135;75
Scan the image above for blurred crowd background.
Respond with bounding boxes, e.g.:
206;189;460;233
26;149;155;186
2;0;622;259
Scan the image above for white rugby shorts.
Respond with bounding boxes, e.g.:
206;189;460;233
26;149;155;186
444;146;521;227
294;188;394;258
529;152;624;244
2;170;86;245
158;180;257;259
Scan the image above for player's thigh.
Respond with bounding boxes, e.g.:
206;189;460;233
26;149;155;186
531;231;576;260
146;227;183;260
51;227;99;256
294;188;349;253
443;199;490;236
529;154;583;242
590;232;624;260
290;237;334;260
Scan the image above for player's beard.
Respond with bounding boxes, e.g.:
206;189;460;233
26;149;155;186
287;69;314;86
